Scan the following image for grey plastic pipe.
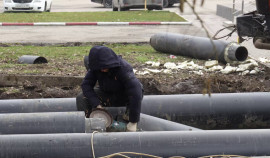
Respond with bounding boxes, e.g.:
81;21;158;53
1;93;270;129
0;98;76;113
1;129;270;158
18;55;48;64
140;92;270;129
0;112;105;134
103;92;270;129
138;113;201;131
150;33;248;63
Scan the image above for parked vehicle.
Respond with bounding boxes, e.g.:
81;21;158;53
91;0;112;8
3;0;52;12
163;0;179;8
112;0;163;11
92;0;176;8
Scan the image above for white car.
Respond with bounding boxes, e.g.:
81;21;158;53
3;0;53;12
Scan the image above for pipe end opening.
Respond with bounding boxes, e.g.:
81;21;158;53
34;57;48;64
235;46;248;61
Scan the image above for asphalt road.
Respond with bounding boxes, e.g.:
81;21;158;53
0;0;207;43
0;0;270;66
0;0;213;43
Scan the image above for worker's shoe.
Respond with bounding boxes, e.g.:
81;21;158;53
126;122;137;132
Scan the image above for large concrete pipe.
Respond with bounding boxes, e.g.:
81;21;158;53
0;98;76;113
1;129;270;158
138;113;201;131
0;112;106;134
150;32;248;63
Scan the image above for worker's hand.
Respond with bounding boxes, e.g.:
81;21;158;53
126;122;137;132
96;105;104;109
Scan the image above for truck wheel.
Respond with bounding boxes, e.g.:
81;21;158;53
168;3;174;7
253;37;259;44
112;3;117;11
163;0;169;8
47;3;52;12
103;0;112;8
43;2;47;12
156;6;163;10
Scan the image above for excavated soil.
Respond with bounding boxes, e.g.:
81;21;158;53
0;43;270;99
1;62;270;99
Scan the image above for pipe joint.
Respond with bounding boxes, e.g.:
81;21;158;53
224;42;248;63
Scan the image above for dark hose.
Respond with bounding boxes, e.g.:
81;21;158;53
254;38;270;49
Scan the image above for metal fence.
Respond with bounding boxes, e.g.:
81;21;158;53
216;0;256;22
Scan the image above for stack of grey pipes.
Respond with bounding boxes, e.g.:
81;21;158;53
0;92;270;158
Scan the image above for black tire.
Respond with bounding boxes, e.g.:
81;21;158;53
253;37;260;44
103;0;112;8
112;3;117;11
156;6;163;10
43;2;47;12
163;0;169;8
119;7;126;11
168;3;174;7
46;3;52;12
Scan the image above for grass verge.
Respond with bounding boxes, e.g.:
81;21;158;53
0;43;192;76
0;11;186;22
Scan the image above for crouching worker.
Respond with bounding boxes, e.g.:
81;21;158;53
76;46;143;132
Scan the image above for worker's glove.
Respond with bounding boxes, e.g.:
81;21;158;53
126;122;137;132
96;105;104;109
122;108;129;121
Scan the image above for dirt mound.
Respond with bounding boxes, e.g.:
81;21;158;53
1;63;270;99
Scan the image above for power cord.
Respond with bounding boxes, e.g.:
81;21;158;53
199;155;250;158
91;131;99;158
100;152;162;158
212;25;237;40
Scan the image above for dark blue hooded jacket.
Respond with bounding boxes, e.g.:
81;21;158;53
81;46;143;123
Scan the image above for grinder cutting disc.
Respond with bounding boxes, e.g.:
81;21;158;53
90;109;113;128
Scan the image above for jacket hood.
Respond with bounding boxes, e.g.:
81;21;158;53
88;46;121;71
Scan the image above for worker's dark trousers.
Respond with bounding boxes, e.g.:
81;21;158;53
76;88;129;117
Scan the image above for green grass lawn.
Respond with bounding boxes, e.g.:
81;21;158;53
0;44;191;75
0;44;182;64
0;11;186;22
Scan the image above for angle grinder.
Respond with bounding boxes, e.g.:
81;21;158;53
89;108;113;128
89;108;127;132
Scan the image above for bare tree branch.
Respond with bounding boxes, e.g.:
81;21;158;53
179;0;218;96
